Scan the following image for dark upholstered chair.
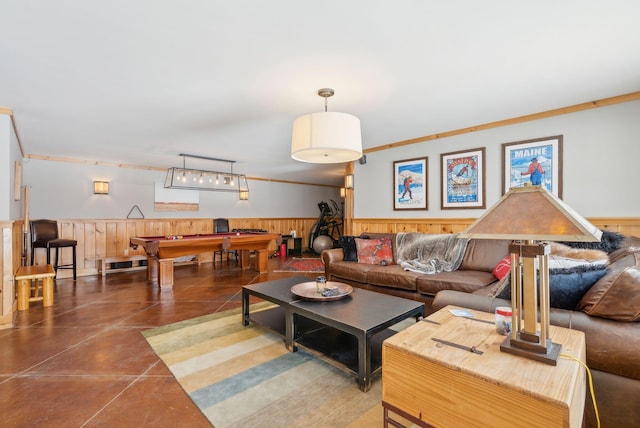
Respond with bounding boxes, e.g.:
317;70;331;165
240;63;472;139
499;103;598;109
213;218;238;263
30;219;77;280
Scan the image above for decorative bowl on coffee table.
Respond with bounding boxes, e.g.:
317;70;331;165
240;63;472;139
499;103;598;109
291;281;353;301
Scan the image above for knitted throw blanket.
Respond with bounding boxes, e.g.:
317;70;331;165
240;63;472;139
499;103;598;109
396;233;469;274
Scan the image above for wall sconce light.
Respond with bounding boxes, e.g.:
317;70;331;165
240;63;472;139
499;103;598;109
339;187;346;199
94;181;109;194
344;174;354;189
239;190;249;200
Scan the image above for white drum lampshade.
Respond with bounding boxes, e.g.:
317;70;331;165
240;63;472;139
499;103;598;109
291;112;362;163
291;88;363;164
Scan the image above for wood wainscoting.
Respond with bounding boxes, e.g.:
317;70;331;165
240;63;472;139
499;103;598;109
350;217;640;238
8;217;640;282
1;221;24;329
27;218;319;279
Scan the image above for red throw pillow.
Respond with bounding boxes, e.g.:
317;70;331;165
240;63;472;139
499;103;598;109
355;237;394;265
493;255;511;280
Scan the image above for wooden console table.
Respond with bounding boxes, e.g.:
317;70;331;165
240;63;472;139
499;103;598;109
382;306;586;428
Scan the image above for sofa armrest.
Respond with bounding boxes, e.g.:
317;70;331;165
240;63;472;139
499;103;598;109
433;290;510;314
321;248;344;264
321;248;344;279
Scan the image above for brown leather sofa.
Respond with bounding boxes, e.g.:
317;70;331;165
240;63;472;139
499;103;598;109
323;233;640;428
322;233;510;314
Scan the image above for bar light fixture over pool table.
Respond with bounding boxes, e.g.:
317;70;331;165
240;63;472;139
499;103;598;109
165;153;249;199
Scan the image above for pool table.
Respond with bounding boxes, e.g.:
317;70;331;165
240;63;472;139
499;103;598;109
130;232;281;288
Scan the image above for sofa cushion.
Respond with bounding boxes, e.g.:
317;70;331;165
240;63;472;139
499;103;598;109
417;270;498;295
496;263;608;310
459;239;510;272
579;250;640;321
366;265;419;291
338;235;358;261
482;274;510;297
328;261;377;283
355;237;394;265
609;244;640;264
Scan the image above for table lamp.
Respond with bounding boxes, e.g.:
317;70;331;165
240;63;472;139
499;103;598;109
459;185;601;364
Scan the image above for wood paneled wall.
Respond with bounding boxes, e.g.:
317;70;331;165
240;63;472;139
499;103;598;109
10;216;640;282
31;218;319;278
349;217;640;238
1;221;23;329
350;218;476;235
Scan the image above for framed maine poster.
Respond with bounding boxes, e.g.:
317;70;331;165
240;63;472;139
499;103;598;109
502;135;563;198
441;147;485;209
394;157;428;210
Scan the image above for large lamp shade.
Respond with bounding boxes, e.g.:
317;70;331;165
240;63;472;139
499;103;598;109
291;111;362;163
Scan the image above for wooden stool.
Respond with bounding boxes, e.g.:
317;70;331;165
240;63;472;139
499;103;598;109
15;265;55;310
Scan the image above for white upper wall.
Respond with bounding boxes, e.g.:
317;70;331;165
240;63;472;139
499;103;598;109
16;100;640;221
23;159;340;219
10;114;22;220
0;113;23;220
354;100;640;218
0;114;10;220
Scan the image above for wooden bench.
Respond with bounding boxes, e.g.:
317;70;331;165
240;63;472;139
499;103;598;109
94;255;201;278
96;255;148;277
15;265;56;310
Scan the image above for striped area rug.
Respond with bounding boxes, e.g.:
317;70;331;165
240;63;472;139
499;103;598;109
142;303;408;428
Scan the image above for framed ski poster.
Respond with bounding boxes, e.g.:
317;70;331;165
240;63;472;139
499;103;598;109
394;157;428;210
440;147;485;209
502;135;563;198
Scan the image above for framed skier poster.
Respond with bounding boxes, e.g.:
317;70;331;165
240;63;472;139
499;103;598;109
394;157;428;210
441;147;485;209
502;135;563;198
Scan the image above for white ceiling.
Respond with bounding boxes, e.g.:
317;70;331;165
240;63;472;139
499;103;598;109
2;1;639;186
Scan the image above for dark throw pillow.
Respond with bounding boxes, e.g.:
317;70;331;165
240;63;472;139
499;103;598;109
338;235;358;261
559;230;625;254
496;264;608;310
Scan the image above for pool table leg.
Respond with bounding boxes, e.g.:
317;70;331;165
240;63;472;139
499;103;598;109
238;249;269;273
146;256;158;283
256;249;269;273
158;258;174;289
239;250;251;270
146;256;174;289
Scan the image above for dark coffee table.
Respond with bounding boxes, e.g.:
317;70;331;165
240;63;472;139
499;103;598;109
242;276;306;349
242;276;425;392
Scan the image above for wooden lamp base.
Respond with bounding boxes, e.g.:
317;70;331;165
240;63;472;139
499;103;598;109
501;335;562;365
